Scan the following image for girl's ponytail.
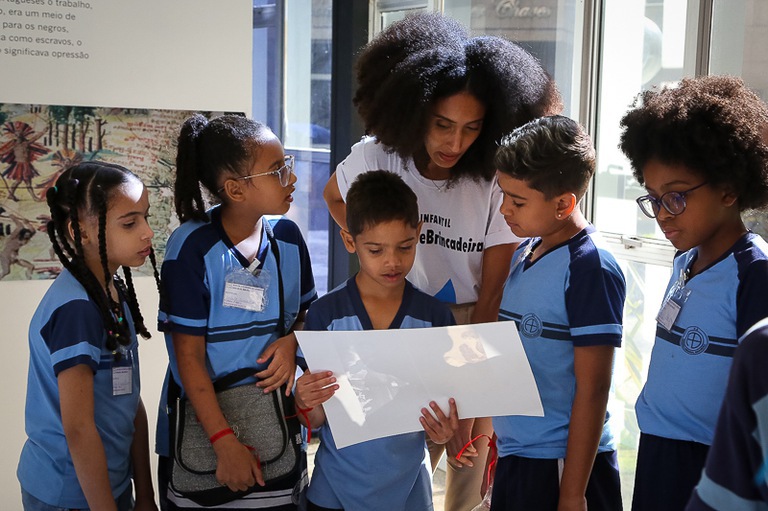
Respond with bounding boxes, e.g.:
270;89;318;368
173;113;272;224
175;113;210;223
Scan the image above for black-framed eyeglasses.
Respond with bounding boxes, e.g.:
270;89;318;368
636;182;708;218
218;155;295;192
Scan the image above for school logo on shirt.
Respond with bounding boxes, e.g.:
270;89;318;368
520;313;543;338
681;326;709;355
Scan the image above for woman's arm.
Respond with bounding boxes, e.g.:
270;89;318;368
558;345;615;511
470;243;516;324
59;364;118;511
131;398;158;511
173;332;264;491
323;171;348;231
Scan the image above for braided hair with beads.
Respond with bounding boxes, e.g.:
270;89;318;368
45;161;159;357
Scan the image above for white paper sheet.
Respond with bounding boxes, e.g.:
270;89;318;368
296;321;543;449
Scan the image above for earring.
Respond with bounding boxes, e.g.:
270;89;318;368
556;213;562;219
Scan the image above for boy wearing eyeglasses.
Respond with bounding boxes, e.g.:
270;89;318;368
620;75;768;511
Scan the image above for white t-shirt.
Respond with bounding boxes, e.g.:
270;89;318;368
337;136;520;304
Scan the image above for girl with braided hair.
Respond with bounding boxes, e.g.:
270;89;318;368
156;114;317;510
323;12;562;511
18;161;159;511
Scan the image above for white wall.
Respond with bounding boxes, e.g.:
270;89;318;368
1;3;252;504
3;277;167;509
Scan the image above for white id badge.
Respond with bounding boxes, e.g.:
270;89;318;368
223;266;271;312
223;282;266;311
656;269;691;331
657;300;682;331
112;366;133;396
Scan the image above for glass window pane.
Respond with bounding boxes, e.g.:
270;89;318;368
593;0;695;239
281;0;333;295
710;0;768;240
613;258;672;505
443;0;584;117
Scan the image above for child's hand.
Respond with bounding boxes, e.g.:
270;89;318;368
296;370;338;409
256;333;298;395
213;435;265;491
446;418;480;469
420;398;459;445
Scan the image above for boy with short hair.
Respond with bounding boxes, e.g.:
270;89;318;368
490;115;626;510
295;170;459;511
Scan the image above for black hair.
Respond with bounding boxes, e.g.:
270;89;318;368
346;170;419;237
495;115;596;200
174;113;273;223
45;161;158;357
353;12;562;184
619;75;768;211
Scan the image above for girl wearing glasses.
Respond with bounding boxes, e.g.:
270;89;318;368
619;75;768;511
323;13;562;510
156;113;317;510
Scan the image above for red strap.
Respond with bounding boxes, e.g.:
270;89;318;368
286;407;315;443
455;433;498;489
209;427;235;444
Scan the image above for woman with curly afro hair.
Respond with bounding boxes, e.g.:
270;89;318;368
619;75;768;511
323;11;561;511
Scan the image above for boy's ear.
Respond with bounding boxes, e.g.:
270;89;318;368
555;193;577;219
416;220;423;235
340;229;356;254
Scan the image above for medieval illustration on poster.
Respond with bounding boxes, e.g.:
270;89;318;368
0;103;196;281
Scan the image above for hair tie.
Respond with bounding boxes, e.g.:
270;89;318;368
52;186;57;194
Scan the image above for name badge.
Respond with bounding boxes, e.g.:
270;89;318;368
223;282;266;312
656;268;691;331
657;299;682;332
112;366;133;396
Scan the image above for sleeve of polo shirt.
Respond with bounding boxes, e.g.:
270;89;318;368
40;299;106;375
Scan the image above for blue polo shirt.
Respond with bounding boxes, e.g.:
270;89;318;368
305;277;454;511
18;269;140;508
156;208;316;456
636;232;768;445
494;226;625;459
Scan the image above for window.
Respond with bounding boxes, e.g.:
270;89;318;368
254;0;333;295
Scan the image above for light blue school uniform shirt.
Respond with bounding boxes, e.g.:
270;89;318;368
494;226;625;459
636;232;768;445
18;269;140;508
156;207;317;457
305;277;455;511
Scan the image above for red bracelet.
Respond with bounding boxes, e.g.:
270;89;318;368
297;407;314;443
209;427;235;444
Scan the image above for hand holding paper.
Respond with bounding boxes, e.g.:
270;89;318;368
295;370;338;410
420;398;460;445
296;321;543;449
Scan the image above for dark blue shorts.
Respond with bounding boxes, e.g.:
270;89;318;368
490;450;622;511
307;501;342;511
631;433;709;511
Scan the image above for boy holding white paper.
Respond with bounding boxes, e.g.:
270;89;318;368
295;170;459;511
489;116;626;511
